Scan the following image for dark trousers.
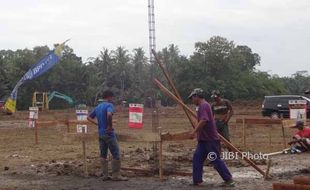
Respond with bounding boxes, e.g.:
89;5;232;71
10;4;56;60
99;134;120;160
215;120;230;142
193;140;232;184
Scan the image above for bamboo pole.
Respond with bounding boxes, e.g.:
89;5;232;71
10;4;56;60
153;78;266;177
152;50;197;128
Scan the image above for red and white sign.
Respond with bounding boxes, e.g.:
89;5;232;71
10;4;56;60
289;100;307;120
128;104;144;129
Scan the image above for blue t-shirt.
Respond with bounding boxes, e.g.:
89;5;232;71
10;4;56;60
89;102;115;137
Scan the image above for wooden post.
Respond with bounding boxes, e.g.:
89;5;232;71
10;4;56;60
281;123;287;149
269;126;272;151
273;183;310;190
242;118;246;149
158;127;163;181
66;120;70;133
34;119;38;144
264;159;272;180
82;139;88;177
293;176;310;185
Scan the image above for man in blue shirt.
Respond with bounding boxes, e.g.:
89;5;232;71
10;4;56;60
87;90;127;181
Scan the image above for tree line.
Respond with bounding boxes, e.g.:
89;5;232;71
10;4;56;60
0;36;309;110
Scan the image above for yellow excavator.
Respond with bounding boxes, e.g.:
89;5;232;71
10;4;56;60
32;91;74;110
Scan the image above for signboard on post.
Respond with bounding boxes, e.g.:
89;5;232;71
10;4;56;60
76;110;88;133
289;100;307;120
129;104;144;129
29;107;39;128
75;109;89;177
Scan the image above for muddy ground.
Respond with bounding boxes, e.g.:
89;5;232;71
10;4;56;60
0;104;309;190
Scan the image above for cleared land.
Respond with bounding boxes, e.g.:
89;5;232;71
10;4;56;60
0;103;309;189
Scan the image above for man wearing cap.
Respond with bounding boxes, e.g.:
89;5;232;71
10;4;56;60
211;90;233;142
188;88;235;187
288;120;310;151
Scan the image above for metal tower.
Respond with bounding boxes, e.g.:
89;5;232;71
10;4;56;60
148;0;156;64
148;0;158;133
148;0;159;172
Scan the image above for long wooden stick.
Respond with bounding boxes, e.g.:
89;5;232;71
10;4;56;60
152;50;197;128
153;78;266;177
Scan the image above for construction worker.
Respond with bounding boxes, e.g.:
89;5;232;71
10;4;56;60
87;90;128;181
189;88;235;187
211;90;233;142
288;120;310;152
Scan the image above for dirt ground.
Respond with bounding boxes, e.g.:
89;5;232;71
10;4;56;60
0;103;309;190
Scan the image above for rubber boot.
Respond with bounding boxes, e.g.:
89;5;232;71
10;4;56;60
111;159;128;181
101;159;110;181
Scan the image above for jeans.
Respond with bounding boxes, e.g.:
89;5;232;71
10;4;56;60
99;134;120;160
193;140;232;184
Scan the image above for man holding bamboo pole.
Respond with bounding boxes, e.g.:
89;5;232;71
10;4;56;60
188;88;235;187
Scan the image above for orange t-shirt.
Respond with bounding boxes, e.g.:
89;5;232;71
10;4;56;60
295;127;310;138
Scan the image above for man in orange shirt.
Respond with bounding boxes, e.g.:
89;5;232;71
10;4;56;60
288;120;310;151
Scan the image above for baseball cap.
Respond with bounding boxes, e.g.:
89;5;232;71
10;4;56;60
291;120;304;128
211;90;221;98
188;88;204;99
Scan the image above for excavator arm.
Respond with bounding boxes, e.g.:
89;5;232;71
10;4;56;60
48;91;74;105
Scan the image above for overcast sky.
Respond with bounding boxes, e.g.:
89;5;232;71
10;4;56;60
1;0;310;76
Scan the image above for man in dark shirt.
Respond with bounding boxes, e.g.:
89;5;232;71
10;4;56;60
189;88;234;187
211;90;233;142
87;90;128;181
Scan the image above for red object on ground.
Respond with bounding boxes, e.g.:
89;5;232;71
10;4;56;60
128;104;144;129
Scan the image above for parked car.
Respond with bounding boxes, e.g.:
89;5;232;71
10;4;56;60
262;95;310;119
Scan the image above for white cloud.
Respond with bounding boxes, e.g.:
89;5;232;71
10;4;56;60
0;0;310;76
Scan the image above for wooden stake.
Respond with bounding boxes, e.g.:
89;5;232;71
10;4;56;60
281;122;287;149
269;126;272;151
264;159;272;180
34;119;38;144
82;140;88;177
242;117;246;149
158;127;163;181
153;78;266;177
66;120;70;133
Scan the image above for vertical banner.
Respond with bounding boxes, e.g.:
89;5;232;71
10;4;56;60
289;100;307;120
76;110;88;133
4;40;69;113
28;107;39;128
128;104;144;129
